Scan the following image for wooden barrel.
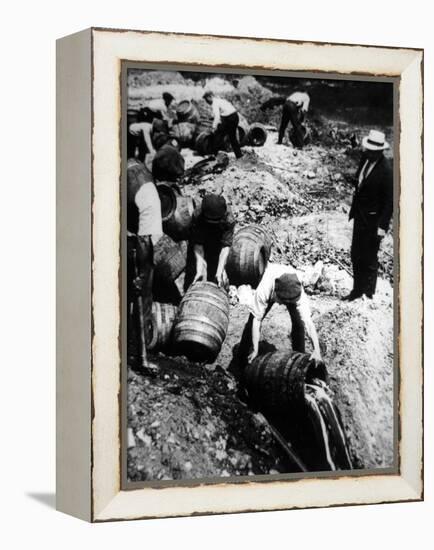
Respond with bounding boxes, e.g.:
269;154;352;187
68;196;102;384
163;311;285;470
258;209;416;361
176;100;200;124
174;282;230;362
153;234;187;282
195;130;215;156
247;123;268;146
156;183;179;221
226;225;272;288
163;195;196;242
147;302;178;351
244;351;326;415
170;122;197;148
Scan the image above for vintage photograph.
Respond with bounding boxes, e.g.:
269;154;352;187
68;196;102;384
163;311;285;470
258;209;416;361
124;67;395;483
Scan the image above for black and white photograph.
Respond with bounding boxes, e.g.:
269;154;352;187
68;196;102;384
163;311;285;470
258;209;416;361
124;66;395;483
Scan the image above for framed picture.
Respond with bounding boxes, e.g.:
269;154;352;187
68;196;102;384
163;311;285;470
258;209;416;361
56;28;423;522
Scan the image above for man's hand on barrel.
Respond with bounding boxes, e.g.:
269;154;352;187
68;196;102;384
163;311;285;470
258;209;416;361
215;269;228;288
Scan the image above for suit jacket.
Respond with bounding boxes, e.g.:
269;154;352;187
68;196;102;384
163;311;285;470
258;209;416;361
349;154;393;232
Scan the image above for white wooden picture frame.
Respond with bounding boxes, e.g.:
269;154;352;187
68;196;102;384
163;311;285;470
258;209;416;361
56;27;423;522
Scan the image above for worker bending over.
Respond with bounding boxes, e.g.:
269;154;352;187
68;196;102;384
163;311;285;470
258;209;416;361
237;263;321;364
184;194;235;290
203;91;243;159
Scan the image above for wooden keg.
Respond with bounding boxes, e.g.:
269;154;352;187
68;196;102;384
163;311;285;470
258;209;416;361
195;130;215;156
163;194;196;242
244;351;326;416
246;123;268;146
147;302;178;351
153;234;187;282
226;224;272;288
170;122;197;148
156;183;179;221
173;282;230;362
176;100;200;124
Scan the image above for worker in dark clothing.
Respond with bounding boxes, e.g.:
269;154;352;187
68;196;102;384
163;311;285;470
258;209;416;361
203;91;243;159
127;158;163;372
152;138;185;182
184;194;235;291
344;129;393;301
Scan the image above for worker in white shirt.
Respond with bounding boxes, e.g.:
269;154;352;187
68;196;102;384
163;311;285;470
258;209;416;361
140;92;175;123
261;90;310;148
203;91;243;159
127;158;163;373
127;118;156;162
278;91;310;147
236;263;322;365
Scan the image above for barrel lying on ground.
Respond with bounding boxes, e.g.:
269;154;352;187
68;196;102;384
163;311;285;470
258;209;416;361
246;123;268;146
195;130;215;156
170;122;197;149
244;351;351;471
226;224;272;288
173;282;230;362
147;302;178;351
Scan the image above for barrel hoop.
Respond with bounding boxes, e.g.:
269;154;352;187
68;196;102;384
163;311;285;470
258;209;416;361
174;315;227;340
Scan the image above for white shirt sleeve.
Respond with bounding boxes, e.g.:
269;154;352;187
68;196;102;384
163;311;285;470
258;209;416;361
212;100;221;128
135;183;163;238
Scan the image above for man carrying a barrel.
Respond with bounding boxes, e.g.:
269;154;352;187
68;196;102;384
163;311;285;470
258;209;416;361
184;194;235;290
203;91;243;159
127;158;163;373
237;263;322;365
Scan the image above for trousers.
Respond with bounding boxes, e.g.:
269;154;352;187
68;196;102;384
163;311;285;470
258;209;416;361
214;112;242;158
278;100;305;147
350;214;381;297
127;235;154;359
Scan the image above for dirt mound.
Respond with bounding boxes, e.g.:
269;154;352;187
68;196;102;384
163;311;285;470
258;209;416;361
315;299;394;468
127;356;293;481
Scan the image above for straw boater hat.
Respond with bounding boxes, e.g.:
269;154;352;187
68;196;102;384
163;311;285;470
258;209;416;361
362;129;389;151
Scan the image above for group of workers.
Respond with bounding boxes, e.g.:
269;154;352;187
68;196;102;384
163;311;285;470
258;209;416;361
127;86;393;372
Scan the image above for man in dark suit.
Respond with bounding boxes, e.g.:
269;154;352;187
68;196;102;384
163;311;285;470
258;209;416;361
344;130;393;301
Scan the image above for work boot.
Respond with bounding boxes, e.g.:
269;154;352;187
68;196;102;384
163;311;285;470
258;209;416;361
341;291;363;302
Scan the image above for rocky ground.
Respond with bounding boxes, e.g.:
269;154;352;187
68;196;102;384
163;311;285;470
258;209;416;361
127;73;395;481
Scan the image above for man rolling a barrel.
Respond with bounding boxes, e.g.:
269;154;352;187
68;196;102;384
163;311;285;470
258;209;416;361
127;158;163;374
203;90;243;159
184;194;235;290
237;263;322;365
